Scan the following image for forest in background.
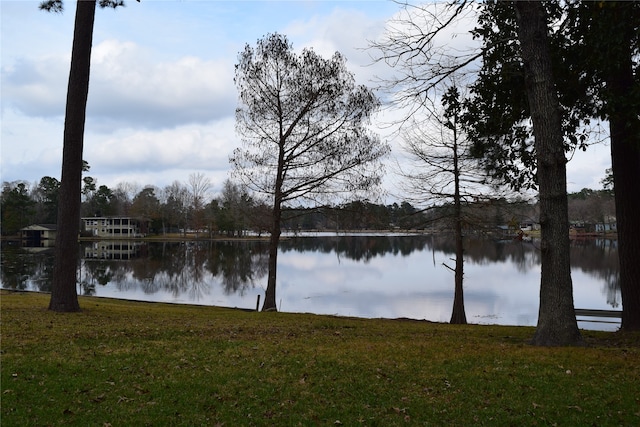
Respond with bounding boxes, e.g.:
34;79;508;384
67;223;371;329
1;173;615;238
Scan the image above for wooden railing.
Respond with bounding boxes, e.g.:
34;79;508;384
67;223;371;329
575;308;622;324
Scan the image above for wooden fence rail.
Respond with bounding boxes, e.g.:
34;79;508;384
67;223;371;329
575;308;622;324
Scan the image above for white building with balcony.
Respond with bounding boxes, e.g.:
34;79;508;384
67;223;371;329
82;217;143;238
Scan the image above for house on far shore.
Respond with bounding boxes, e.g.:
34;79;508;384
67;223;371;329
82;217;145;238
595;216;617;233
20;224;57;243
595;222;617;233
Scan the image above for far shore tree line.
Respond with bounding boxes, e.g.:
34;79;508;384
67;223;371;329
1;173;616;238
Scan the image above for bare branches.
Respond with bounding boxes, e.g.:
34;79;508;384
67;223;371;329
187;172;211;211
232;33;390;207
369;1;481;126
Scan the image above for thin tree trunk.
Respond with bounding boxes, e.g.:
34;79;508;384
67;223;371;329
49;0;96;312
450;119;467;324
450;208;466;324
262;216;280;312
262;139;286;312
262;194;281;311
514;1;582;346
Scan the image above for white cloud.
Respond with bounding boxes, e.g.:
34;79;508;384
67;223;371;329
284;7;395;85
87;39;236;129
2;38;236;130
0;109;63;183
89;118;235;170
83;116;237;190
1;54;69;117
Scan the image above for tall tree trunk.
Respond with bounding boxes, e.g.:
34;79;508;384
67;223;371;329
602;4;640;331
49;0;96;312
513;1;582;346
450;120;467;324
610;120;640;331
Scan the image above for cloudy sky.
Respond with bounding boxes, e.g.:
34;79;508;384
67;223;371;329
1;0;611;201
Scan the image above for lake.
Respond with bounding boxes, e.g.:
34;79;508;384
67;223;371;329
1;234;621;331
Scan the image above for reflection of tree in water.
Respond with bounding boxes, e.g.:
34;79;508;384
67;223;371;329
402;234;542;274
132;242;213;300
77;241;269;301
280;235;432;262
0;245;55;291
569;239;620;308
190;242;213;300
81;258;134;294
80;259;117;296
207;241;269;295
603;275;621;308
439;235;539;272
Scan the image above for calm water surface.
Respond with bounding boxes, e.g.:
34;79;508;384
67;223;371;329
1;234;620;331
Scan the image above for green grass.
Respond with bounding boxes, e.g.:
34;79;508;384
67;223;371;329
2;291;639;426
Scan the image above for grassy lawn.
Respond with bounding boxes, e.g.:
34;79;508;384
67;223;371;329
2;291;639;426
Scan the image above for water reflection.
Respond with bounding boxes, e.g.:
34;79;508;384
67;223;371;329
78;241;270;302
1;236;620;330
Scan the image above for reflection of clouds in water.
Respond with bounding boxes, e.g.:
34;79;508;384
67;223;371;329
466;289;539;327
464;261;541;326
281;247;461;322
285;290;456;324
516;313;538;327
389;295;454;323
281;247;540;326
280;253;319;270
572;269;617;309
280;253;385;289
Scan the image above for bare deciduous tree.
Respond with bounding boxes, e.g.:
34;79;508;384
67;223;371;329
187;172;211;236
232;33;390;311
398;85;509;324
